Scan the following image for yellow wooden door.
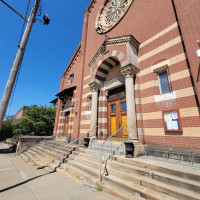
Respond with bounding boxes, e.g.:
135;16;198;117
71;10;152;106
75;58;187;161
64;113;69;136
108;99;127;138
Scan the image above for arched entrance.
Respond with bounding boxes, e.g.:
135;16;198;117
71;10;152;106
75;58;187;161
89;35;140;140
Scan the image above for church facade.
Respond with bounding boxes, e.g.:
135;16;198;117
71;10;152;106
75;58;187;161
53;0;200;149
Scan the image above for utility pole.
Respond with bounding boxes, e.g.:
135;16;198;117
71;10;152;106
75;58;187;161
0;0;41;130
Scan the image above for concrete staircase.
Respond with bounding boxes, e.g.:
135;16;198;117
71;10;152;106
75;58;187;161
60;141;200;200
19;139;81;171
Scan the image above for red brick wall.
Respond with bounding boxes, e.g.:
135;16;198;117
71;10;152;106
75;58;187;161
54;0;200;149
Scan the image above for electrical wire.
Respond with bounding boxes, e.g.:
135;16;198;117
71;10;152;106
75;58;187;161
18;0;31;47
6;0;31;116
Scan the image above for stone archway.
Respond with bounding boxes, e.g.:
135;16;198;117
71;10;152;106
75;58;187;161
89;35;140;140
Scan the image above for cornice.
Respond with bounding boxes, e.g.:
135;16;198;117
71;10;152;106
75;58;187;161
88;35;140;68
85;0;97;14
62;43;81;77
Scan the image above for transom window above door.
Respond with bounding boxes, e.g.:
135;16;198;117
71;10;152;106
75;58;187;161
111;104;116;113
121;101;127;111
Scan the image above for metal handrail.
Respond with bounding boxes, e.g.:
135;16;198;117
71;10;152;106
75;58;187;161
57;126;100;161
99;125;127;181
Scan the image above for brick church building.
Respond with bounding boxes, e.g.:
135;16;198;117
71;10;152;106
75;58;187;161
52;0;200;150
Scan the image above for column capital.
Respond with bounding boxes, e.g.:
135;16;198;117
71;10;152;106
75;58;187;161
120;64;139;79
89;81;101;92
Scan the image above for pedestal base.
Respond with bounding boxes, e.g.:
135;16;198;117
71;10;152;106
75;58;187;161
128;139;145;157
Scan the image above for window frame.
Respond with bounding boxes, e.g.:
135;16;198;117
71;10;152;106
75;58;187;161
157;70;171;95
162;109;183;133
68;74;74;85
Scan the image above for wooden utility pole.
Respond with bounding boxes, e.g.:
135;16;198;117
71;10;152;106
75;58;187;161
0;0;41;130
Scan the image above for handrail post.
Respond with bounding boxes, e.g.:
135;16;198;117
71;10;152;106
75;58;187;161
57;125;99;161
123;127;124;144
100;150;102;181
99;125;127;181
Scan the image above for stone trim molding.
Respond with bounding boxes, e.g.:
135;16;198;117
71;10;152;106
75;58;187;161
88;35;140;68
62;43;81;77
89;81;102;92
120;64;139;79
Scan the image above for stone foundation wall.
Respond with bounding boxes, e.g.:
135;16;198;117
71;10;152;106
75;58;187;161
16;136;53;154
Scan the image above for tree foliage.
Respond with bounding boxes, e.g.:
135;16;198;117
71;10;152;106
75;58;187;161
0;105;56;140
26;105;56;136
12;116;35;137
0;116;13;141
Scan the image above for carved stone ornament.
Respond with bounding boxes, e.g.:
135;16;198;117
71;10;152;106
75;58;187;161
88;35;139;68
89;82;101;92
96;0;134;34
120;65;138;79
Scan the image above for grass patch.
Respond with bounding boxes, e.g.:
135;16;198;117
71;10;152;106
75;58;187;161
96;184;103;191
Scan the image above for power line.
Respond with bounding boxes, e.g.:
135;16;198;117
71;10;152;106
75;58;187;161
18;0;31;47
0;0;27;21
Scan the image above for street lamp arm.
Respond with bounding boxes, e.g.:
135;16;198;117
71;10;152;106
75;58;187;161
0;0;28;22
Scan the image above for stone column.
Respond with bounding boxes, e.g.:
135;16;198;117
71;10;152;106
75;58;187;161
89;82;101;137
121;65;138;140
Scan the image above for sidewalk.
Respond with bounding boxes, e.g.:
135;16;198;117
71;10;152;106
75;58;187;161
0;142;11;152
0;153;119;200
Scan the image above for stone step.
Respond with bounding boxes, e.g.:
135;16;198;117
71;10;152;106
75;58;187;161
53;159;61;166
152;171;200;194
20;153;29;162
88;146;116;155
107;160;150;177
37;143;66;153
44;143;75;152
73;156;103;170
79;153;110;163
141;177;199;200
108;158;200;200
85;149;112;158
32;145;61;159
26;150;53;166
29;147;44;156
67;160;176;200
72;151;80;156
94;140;123;146
45;141;80;151
79;152;101;163
113;156;200;182
49;162;59;171
148;161;200;182
24;152;46;169
113;156;148;168
64;165;144;200
107;161;200;196
90;143;120;150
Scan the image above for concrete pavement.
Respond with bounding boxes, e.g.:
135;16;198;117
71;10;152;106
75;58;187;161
0;142;11;152
0;153;119;200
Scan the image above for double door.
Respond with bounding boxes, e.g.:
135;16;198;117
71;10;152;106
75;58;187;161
108;99;128;138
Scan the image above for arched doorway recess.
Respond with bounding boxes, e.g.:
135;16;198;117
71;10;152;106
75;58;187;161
88;35;140;141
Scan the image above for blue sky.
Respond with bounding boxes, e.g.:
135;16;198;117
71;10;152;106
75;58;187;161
0;0;91;116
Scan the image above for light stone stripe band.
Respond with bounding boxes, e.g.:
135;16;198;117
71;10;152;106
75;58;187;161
138;36;181;63
140;22;178;48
